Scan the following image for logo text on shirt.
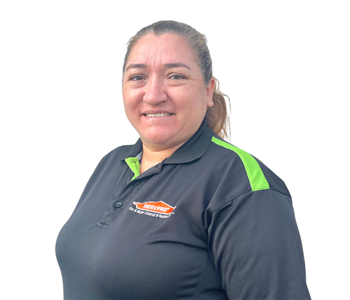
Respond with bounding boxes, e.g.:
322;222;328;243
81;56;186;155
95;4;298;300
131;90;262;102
129;201;175;219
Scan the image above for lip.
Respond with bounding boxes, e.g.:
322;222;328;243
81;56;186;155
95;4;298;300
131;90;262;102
141;110;175;122
141;109;174;115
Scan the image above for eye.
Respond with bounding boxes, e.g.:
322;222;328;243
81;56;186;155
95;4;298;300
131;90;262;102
169;74;186;80
130;75;144;81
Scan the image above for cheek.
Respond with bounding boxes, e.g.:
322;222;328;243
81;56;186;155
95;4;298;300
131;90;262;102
170;86;206;108
182;91;208;116
123;89;142;110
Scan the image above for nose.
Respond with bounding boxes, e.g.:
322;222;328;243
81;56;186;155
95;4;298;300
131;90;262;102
143;76;167;105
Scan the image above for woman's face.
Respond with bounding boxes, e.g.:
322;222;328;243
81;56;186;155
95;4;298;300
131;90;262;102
122;33;214;151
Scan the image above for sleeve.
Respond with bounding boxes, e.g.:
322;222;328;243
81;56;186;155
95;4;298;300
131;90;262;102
207;189;311;300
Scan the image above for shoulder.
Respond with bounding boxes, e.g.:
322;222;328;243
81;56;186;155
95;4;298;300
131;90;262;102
205;135;290;203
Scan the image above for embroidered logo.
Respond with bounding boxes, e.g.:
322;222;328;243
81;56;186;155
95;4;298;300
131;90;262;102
129;201;175;218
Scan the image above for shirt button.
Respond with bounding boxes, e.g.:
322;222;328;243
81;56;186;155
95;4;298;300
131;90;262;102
115;202;123;208
133;180;140;186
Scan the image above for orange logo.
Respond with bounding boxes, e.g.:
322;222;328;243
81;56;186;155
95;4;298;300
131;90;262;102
133;201;175;215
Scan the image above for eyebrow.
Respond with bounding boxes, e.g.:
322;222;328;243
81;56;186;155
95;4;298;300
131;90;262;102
125;63;147;72
164;63;191;70
125;62;191;72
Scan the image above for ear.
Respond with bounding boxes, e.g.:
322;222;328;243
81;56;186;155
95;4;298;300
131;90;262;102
206;77;215;108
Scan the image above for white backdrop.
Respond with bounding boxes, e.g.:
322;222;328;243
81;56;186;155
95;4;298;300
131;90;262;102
1;1;349;299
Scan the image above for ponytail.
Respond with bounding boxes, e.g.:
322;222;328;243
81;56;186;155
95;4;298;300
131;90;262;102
206;77;230;139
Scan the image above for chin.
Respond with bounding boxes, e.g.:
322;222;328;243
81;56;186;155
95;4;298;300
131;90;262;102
144;135;173;147
141;130;178;148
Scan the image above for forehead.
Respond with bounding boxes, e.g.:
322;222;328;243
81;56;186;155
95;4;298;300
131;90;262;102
126;33;198;66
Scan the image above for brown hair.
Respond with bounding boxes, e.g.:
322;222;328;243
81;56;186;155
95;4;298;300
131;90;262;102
122;20;230;140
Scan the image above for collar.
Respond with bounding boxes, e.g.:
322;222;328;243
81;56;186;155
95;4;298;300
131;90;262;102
121;118;214;164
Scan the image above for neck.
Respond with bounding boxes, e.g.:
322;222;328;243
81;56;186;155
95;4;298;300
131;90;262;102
140;141;185;174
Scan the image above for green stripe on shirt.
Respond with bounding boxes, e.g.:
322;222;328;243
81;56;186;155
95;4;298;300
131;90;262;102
211;137;270;192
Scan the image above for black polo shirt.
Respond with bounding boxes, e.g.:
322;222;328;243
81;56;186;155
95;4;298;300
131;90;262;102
55;120;311;300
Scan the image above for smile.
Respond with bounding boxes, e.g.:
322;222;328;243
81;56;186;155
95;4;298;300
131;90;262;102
144;113;173;117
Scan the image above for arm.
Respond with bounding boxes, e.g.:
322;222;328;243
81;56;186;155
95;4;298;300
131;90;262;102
208;189;311;300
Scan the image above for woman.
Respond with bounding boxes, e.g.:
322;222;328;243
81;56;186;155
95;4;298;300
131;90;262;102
56;20;311;300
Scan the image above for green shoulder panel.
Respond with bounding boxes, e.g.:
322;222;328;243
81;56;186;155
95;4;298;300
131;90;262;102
211;137;270;192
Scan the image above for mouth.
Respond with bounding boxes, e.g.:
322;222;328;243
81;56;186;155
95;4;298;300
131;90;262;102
143;113;174;118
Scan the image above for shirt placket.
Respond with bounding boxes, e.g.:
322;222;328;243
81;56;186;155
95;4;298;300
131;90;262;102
96;155;161;229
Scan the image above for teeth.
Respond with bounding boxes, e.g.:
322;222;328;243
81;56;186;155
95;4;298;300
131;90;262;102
145;113;171;117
